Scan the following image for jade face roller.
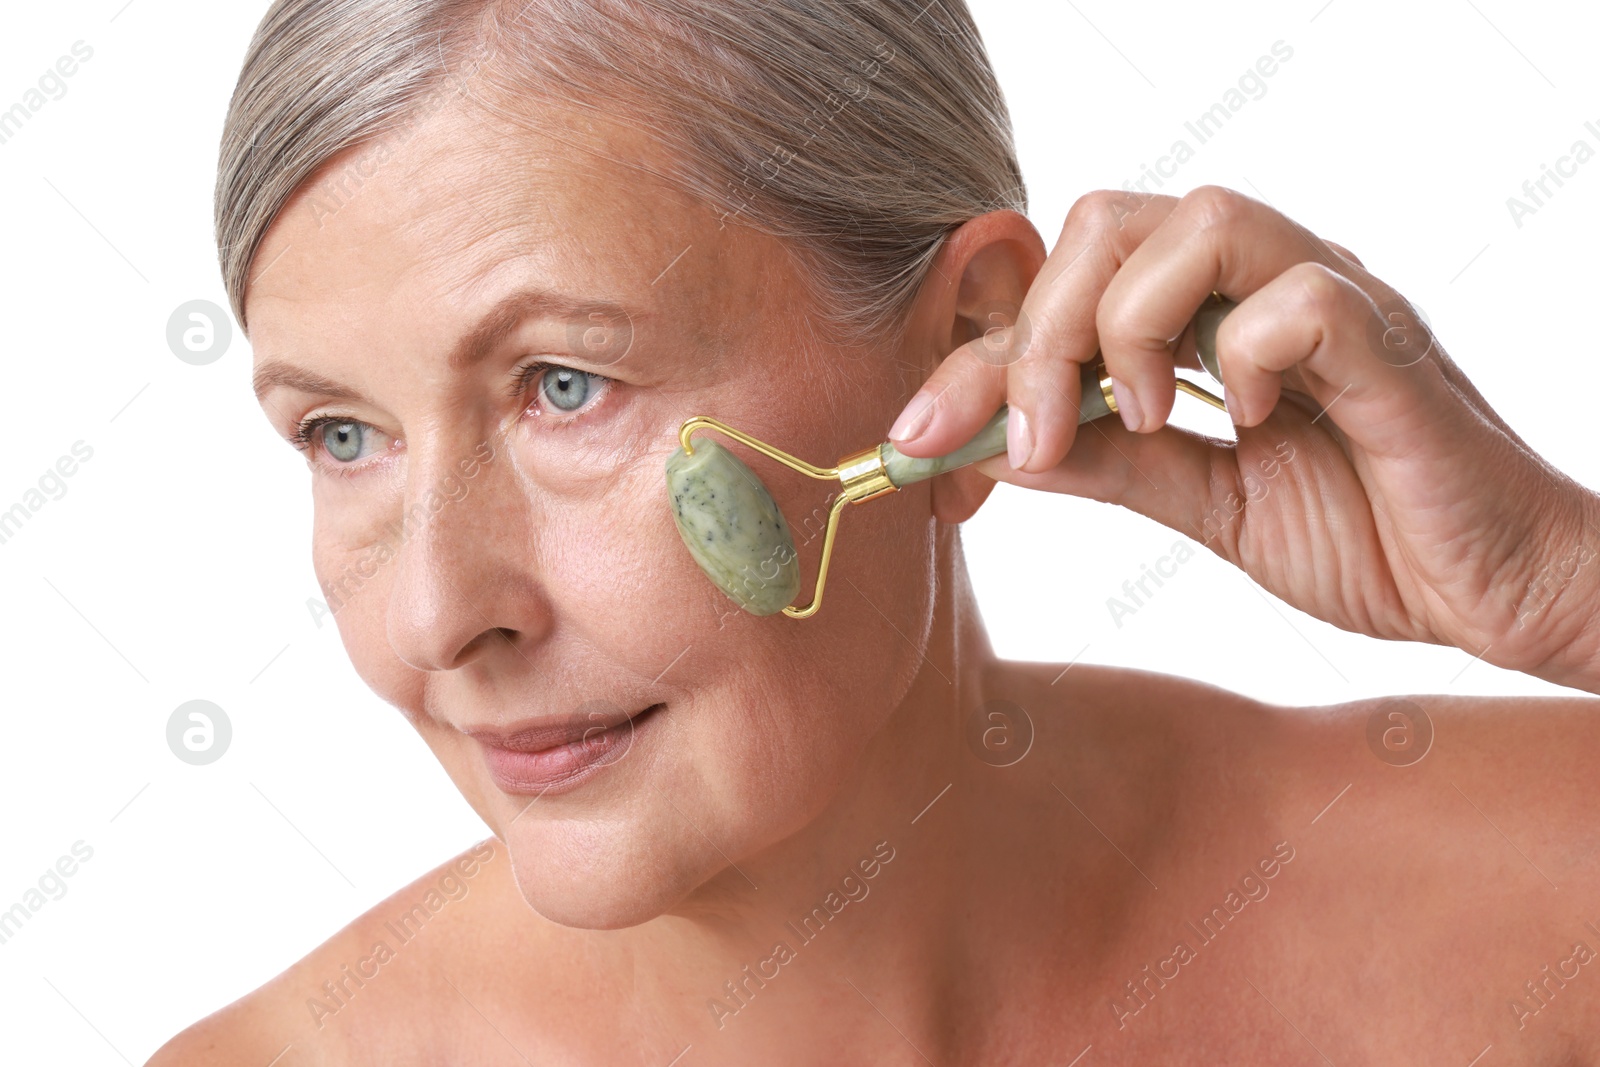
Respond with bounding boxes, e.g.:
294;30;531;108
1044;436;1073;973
666;293;1237;619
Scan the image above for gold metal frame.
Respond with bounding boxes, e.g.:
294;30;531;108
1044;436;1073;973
677;354;1228;618
1097;362;1228;415
677;416;895;618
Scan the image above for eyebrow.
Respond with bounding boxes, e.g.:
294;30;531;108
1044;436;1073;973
252;287;640;403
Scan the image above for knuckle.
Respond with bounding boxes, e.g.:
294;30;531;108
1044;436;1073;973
1069;188;1132;226
1179;184;1251;232
1062;188;1170;240
1285;261;1356;319
1059;190;1122;246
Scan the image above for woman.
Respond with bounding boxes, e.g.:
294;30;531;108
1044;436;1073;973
152;0;1600;1062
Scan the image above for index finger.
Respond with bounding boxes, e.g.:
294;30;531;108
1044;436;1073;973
889;189;1181;464
1003;190;1184;469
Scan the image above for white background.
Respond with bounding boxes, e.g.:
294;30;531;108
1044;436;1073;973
1;0;1596;1061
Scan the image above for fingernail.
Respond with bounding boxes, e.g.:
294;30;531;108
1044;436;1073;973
1007;406;1033;469
1110;377;1143;432
1223;386;1243;425
890;390;936;442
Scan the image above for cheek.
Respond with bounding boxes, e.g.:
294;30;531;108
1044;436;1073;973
515;419;725;660
308;480;398;628
512;382;660;494
668;505;933;788
307;482;425;707
645;378;937;767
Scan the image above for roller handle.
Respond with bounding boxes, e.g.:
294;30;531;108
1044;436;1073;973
879;294;1236;488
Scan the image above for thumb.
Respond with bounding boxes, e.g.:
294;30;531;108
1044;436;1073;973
971;411;1227;540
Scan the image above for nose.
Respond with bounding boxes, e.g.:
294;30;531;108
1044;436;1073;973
385;431;552;673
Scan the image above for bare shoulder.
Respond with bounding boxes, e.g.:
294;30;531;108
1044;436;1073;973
1006;655;1600;907
1244;682;1600;911
1019;659;1600;1055
1277;685;1600;860
1013;656;1600;833
1277;687;1600;1055
1061;660;1600;877
997;656;1291;772
144;837;512;1067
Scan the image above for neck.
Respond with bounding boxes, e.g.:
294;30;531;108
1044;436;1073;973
644;524;1009;1046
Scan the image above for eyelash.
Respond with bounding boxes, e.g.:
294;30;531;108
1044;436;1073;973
288;360;612;469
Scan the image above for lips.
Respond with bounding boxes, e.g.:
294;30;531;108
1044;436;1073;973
469;702;663;796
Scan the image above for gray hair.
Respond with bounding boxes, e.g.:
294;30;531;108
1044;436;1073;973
215;0;1027;350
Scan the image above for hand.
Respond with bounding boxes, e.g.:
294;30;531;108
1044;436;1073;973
888;186;1600;694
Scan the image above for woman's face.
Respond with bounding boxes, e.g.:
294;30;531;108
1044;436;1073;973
246;98;944;927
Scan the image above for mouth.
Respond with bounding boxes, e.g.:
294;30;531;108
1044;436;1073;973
470;702;665;797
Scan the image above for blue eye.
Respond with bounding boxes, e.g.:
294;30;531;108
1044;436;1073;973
517;360;609;416
290;416;382;464
286;360;610;472
537;365;596;412
321;420;365;462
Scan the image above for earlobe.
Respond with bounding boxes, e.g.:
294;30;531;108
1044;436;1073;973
928;463;998;525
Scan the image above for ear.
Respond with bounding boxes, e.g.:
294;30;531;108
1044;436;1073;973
897;209;1044;526
929;463;998;525
903;209;1048;362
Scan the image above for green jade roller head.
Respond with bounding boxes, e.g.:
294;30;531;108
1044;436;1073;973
666;293;1237;619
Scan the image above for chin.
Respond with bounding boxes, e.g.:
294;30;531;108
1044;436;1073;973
502;817;716;929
